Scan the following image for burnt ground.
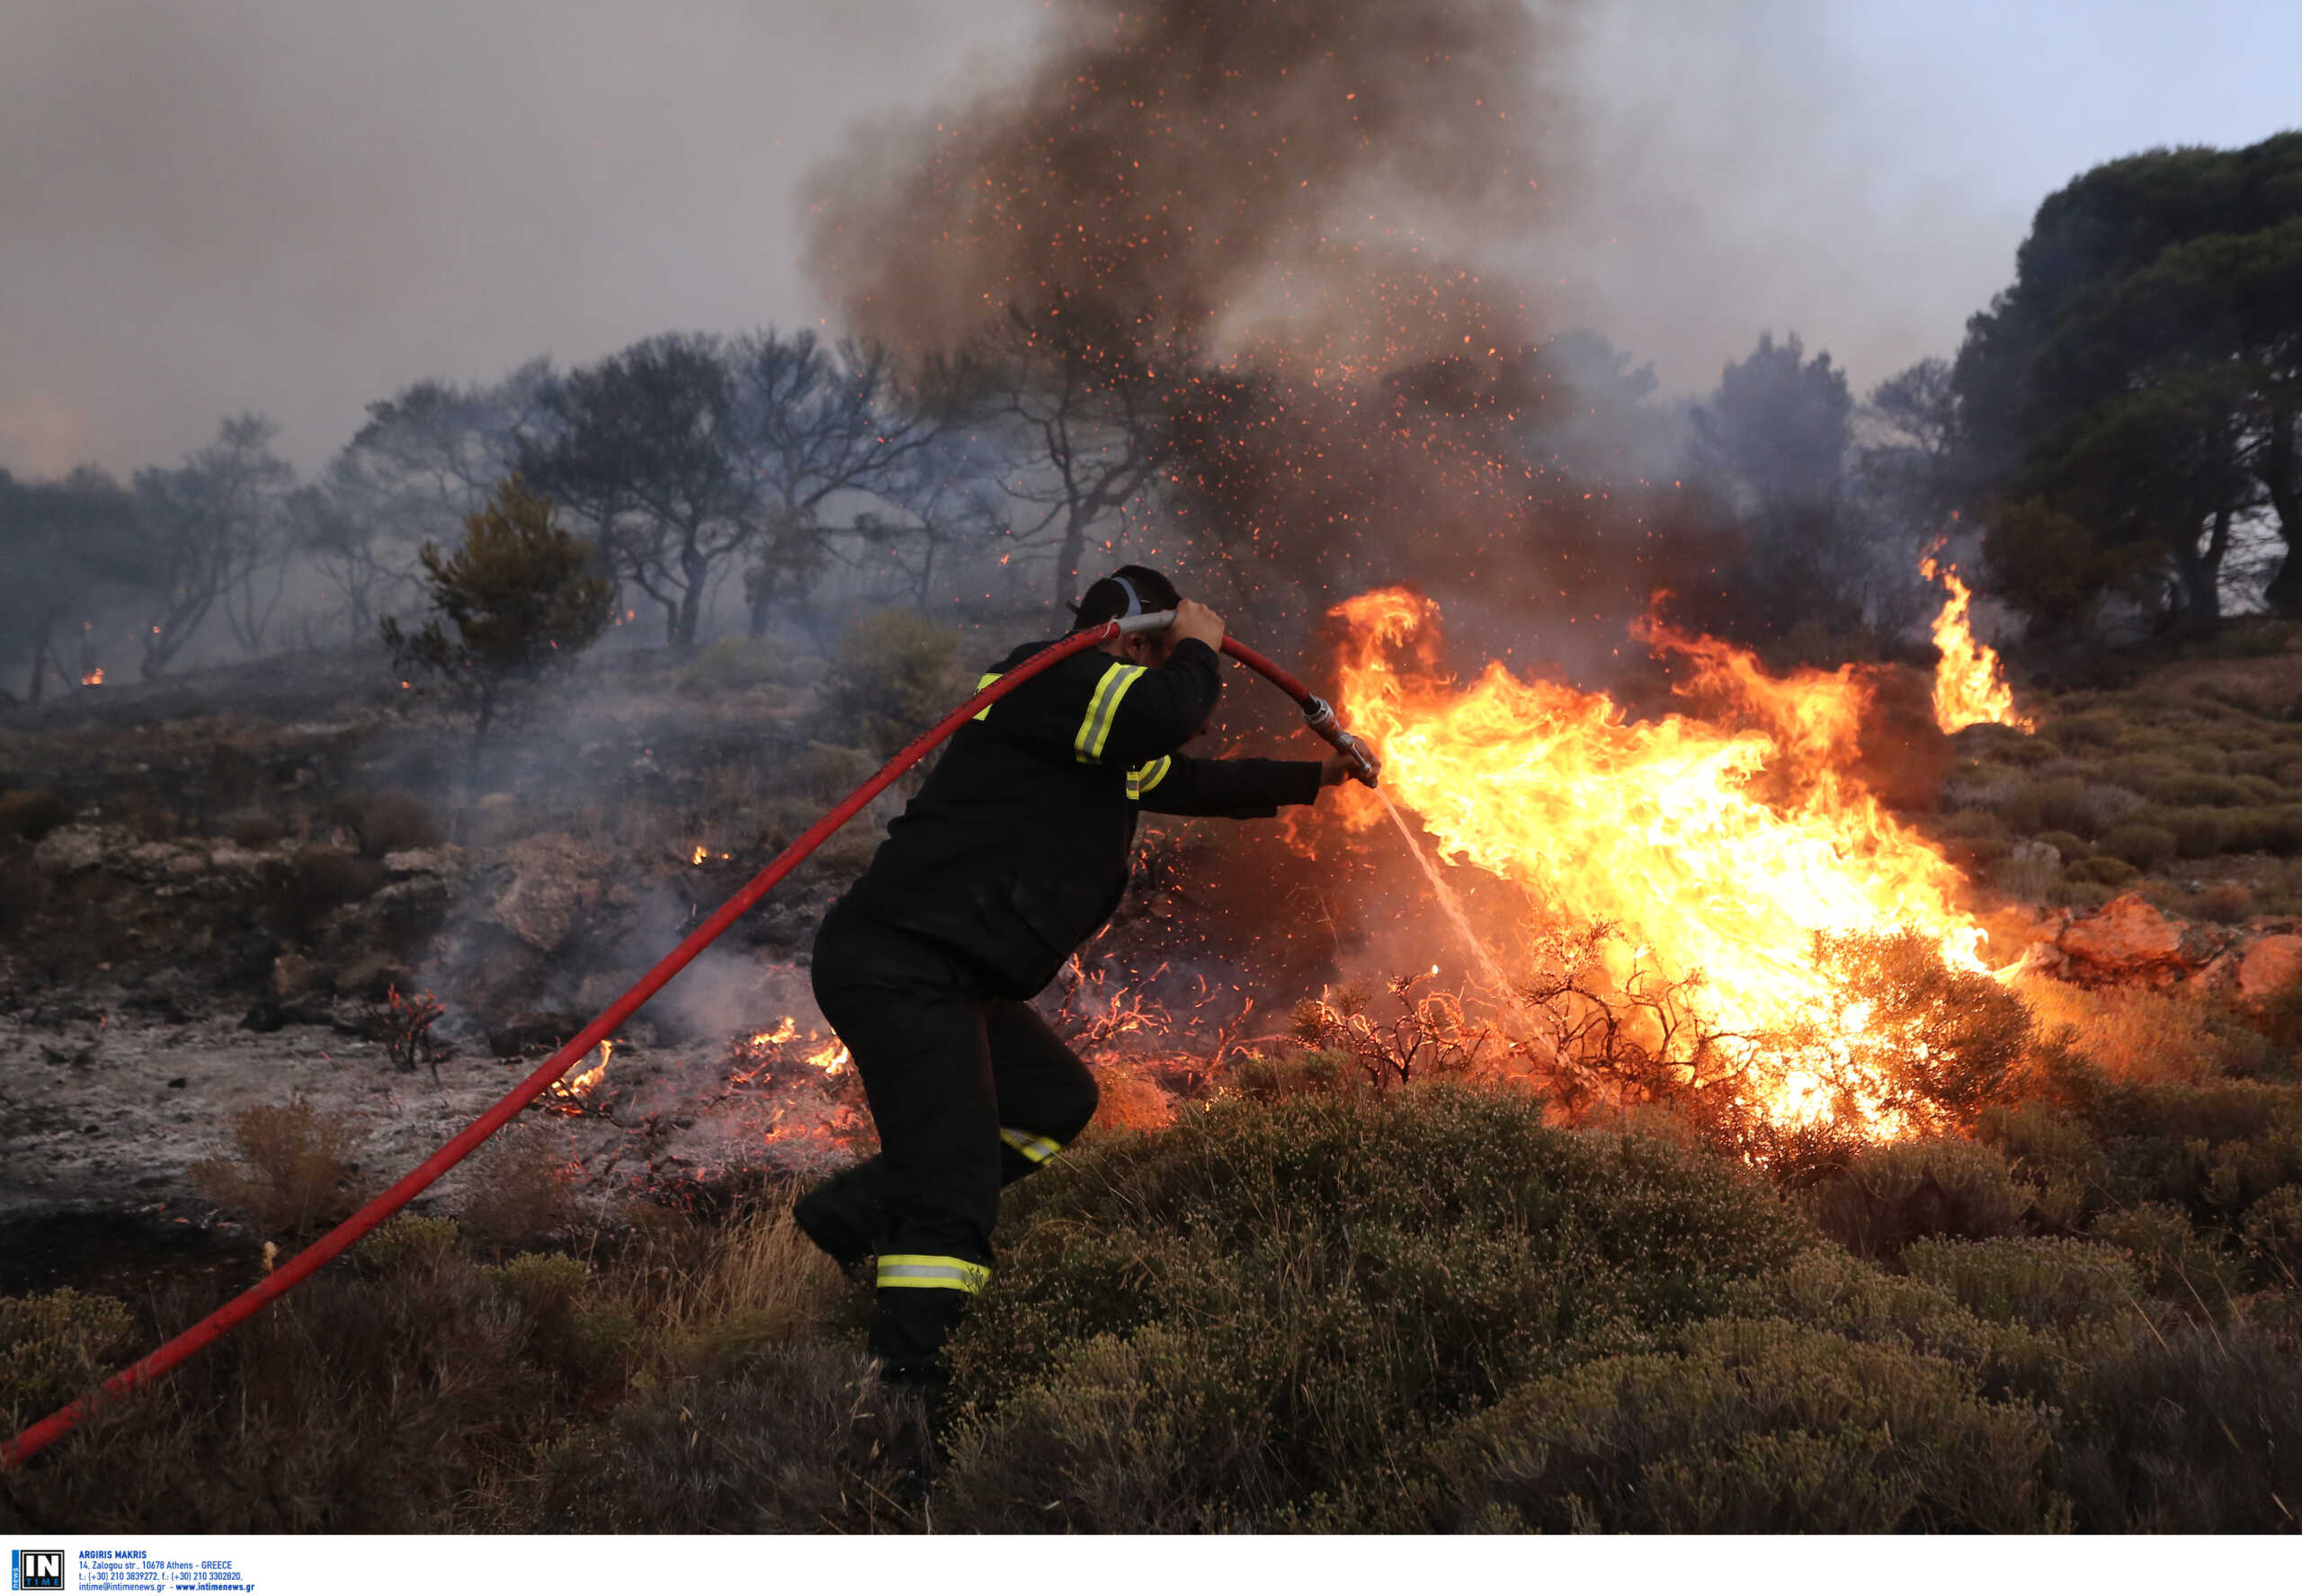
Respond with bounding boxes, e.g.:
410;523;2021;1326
0;638;1283;1250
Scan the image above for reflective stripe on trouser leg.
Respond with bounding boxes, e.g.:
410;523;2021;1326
999;1127;1064;1165
877;1254;991;1293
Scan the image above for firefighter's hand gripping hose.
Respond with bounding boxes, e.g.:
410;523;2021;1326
3;613;1378;1468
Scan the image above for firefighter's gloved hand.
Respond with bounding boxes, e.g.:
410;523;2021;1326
1321;745;1380;789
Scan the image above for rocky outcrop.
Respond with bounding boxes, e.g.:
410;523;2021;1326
2032;891;2302;1003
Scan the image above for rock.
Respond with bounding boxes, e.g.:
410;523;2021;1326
488;1010;590;1058
272;952;325;1001
2057;893;2192;977
2238;934;2302;1000
381;845;460;878
2008;839;2060;866
487;833;611;953
32;824;124;876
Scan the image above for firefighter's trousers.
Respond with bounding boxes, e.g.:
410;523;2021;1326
809;896;1099;1377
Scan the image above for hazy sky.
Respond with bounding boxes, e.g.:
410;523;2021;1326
4;0;2296;479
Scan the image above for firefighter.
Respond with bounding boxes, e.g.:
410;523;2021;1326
797;566;1356;1397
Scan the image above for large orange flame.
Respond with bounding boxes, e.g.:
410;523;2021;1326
1331;589;1993;1127
1921;558;2032;734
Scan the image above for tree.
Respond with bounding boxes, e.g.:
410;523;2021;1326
1953;132;2302;629
522;334;746;653
0;467;142;701
1680;333;1878;642
726;330;951;629
129;414;295;675
951;308;1174;609
312;361;555;642
380;477;615;756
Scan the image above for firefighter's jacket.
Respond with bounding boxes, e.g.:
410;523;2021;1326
835;634;1324;997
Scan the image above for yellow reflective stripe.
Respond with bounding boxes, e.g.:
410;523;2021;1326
1125;755;1173;801
877;1254;990;1293
1000;1127;1064;1164
1074;662;1146;763
970;671;1004;722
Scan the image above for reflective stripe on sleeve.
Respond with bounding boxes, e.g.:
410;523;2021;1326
1125;755;1173;801
1073;662;1146;763
999;1127;1065;1164
970;672;1004;721
877;1254;991;1293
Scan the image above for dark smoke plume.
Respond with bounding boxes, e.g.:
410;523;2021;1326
806;0;1558;377
804;0;1709;643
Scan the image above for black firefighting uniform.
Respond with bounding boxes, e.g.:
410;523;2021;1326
808;633;1323;1377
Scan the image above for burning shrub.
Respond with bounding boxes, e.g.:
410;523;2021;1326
1427;1320;2059;1532
188;1098;370;1238
1288;972;1494;1089
816;609;961;758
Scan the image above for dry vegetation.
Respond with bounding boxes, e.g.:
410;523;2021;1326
10;620;2302;1531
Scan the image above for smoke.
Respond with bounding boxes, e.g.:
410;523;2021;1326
806;0;1562;374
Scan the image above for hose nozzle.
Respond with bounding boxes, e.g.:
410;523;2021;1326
1302;695;1381;787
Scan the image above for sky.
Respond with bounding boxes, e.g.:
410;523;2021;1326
3;0;2297;479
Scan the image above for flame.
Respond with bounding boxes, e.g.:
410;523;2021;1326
567;1038;612;1095
1921;558;2032;734
80;666;103;686
691;845;709;865
1332;588;1994;1128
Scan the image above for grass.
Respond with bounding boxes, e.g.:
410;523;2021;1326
8;1027;2302;1532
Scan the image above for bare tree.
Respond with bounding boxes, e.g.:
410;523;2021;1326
959;308;1174;609
130;415;295;676
523;334;747;653
725;330;950;630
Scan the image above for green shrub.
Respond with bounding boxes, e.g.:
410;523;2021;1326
2035;830;2091;861
2098;823;2178;870
1427;1320;2059;1532
936;1088;1813;1529
2150;772;2249;808
1901;1236;2138;1332
484;1252;591;1316
0;1288;138;1420
0;789;71;843
2056;1317;2302;1531
1816;1137;2030;1258
1976;1101;2110;1229
2158;807;2232;859
345;790;445;856
539;1348;925;1532
2066;855;2139;886
254;847;386;932
355;1215;463;1276
2088;1203;2244;1306
675;636;788;696
2239;1185;2302;1288
819;610;962;757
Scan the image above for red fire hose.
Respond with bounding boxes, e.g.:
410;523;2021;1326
4;614;1376;1468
